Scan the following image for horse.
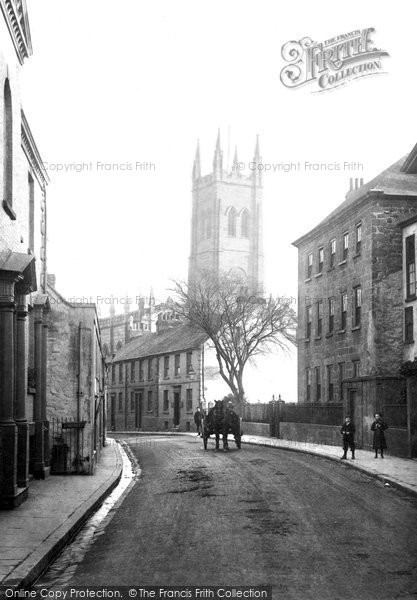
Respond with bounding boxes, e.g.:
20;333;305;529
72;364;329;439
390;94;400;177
203;399;241;451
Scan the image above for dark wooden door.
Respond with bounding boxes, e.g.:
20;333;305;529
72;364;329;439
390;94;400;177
135;392;142;429
173;391;180;426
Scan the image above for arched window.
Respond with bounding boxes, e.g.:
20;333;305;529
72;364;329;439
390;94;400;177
228;207;236;237
241;209;249;237
3;79;13;213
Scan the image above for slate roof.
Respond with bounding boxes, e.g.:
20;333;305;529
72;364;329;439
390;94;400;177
293;146;417;247
113;324;208;363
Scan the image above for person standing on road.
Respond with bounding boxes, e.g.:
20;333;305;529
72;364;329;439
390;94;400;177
194;406;204;437
371;413;388;458
341;416;355;460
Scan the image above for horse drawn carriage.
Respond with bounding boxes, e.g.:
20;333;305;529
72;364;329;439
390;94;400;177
202;399;242;451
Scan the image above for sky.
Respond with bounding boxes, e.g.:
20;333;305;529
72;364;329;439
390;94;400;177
19;0;417;402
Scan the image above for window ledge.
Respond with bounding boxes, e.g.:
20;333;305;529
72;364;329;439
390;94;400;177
3;199;16;220
304;338;311;343
405;296;417;303
338;260;347;266
314;336;322;340
325;333;334;338
351;325;361;331
327;266;335;272
353;253;361;259
315;272;323;278
304;277;312;283
338;329;346;335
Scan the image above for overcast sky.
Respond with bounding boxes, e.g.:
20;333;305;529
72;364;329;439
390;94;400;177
20;0;417;402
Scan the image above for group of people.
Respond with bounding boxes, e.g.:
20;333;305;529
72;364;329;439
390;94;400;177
341;413;388;459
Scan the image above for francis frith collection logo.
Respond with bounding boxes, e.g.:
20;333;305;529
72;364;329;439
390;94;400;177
280;28;389;92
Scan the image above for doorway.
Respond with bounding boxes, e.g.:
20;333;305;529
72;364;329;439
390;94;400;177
348;389;363;448
135;391;143;429
173;390;181;426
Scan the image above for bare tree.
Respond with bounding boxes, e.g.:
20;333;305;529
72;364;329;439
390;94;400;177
172;272;296;410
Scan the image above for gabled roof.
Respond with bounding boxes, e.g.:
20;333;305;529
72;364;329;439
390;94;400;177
293;148;417;247
113;324;208;362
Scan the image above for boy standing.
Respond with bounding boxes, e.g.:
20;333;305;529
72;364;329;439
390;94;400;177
341;416;355;460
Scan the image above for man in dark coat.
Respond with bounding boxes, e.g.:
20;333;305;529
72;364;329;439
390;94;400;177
193;407;204;436
371;413;388;458
341;416;355;460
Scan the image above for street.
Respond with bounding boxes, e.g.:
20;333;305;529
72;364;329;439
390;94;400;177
38;435;417;599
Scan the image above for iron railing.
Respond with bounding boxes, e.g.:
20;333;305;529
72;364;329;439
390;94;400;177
49;418;88;474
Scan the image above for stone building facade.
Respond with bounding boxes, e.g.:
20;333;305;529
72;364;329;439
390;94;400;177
188;132;264;293
108;323;207;431
0;0;51;507
293;145;417;456
46;280;107;474
107;320;232;432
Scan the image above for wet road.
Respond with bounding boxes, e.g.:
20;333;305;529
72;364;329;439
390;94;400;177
38;435;417;599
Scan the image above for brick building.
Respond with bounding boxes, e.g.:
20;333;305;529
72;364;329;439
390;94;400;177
189;132;264;293
293;144;417;456
107;319;232;432
0;0;51;507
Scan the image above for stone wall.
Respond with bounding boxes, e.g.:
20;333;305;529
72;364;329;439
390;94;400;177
280;422;341;446
241;422;270;437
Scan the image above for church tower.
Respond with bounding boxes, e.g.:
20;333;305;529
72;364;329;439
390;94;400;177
188;131;264;293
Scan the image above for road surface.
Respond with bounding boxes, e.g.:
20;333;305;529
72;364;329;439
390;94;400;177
38;434;417;599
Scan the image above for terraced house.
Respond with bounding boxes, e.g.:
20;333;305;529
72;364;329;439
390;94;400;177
108;322;206;432
293;143;417;457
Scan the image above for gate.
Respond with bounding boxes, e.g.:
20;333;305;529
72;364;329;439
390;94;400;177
50;418;87;474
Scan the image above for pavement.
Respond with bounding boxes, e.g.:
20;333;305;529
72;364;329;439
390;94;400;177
0;431;416;591
0;439;123;591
